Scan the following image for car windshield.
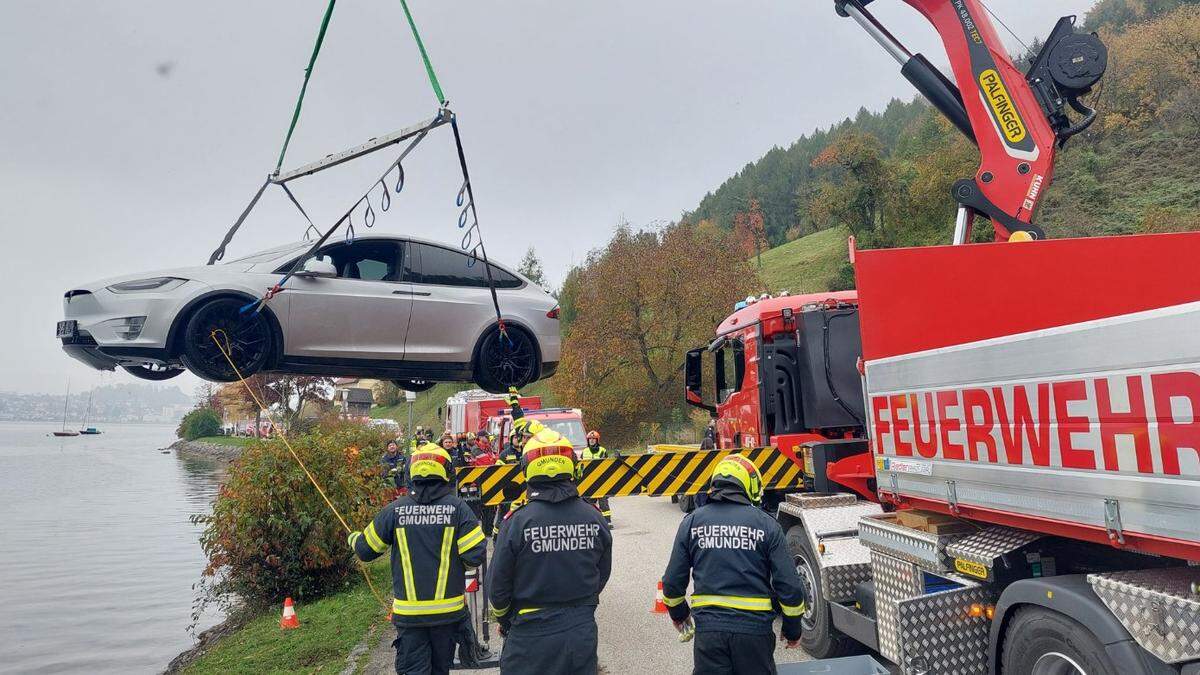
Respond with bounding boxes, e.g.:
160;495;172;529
539;418;586;449
223;242;310;265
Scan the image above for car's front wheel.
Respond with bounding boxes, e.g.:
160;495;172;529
122;364;184;381
179;298;273;382
474;326;538;394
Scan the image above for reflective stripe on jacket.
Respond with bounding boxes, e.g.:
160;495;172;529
661;494;806;638
352;482;487;626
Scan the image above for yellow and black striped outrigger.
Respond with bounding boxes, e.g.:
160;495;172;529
455;447;805;507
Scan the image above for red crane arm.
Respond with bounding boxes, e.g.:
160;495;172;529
836;0;1107;242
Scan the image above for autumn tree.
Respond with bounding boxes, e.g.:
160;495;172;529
215;374;333;435
552;220;759;445
733;199;769;267
517;246;548;287
1101;6;1200;137
808;131;892;240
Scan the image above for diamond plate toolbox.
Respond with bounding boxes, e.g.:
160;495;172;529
1088;568;1200;664
897;581;995;675
859;512;969;573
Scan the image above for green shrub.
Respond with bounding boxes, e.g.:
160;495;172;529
179;407;222;440
193;421;394;607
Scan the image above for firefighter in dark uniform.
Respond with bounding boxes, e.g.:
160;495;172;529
349;443;488;675
580;430;612;526
488;426;613;675
661;454;807;674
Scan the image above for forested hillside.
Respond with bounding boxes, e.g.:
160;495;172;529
685;0;1200;252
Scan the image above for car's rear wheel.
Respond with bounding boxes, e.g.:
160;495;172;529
122;364;184;381
393;379;436;393
179;298;273;382
474;326;538;394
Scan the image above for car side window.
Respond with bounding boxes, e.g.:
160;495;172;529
309;241;403;282
409;243;523;288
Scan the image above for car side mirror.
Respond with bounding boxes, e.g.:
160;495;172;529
295;256;337;278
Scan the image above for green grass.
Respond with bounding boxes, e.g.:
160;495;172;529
195;436;256;448
755;226;850;294
184;560;391;675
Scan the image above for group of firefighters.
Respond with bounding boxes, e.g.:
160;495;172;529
354;390;806;674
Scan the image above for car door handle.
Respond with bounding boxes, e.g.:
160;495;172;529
393;289;430;296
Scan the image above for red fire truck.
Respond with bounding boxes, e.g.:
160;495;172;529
685;2;1200;673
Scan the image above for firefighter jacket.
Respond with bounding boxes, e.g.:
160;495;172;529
497;442;521;465
352;479;487;626
662;487;806;639
581;444;608;460
488;479;612;635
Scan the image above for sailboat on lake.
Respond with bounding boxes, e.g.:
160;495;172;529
79;390;101;435
53;381;80;437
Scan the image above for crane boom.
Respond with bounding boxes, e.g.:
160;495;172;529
836;0;1106;242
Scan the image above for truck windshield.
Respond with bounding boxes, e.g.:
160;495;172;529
539;418;587;449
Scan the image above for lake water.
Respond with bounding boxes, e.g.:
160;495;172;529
0;422;225;674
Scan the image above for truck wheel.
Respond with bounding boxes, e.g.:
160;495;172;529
678;495;694;513
1000;607;1118;675
786;525;860;659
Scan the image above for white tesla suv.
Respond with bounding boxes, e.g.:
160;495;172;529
58;235;561;393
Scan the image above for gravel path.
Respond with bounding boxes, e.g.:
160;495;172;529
363;495;814;674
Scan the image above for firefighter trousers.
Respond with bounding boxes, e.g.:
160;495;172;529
499;615;598;675
587;497;612;524
393;624;456;675
692;630;776;675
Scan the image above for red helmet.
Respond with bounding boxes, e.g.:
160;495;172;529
586;430;600;442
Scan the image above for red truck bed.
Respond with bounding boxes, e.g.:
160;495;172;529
853;232;1200;561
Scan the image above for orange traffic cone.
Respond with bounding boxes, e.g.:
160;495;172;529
280;597;300;629
651;581;668;614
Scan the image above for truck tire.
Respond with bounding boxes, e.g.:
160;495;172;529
786;525;860;659
1000;607;1119;675
678;495;694;513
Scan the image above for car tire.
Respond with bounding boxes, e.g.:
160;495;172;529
1000;607;1118;675
787;525;861;659
393;379;436;393
179;298;273;382
474;326;538;394
121;364;184;381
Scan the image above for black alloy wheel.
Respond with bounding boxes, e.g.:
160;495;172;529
475;327;537;394
121;364;185;381
179;298;272;382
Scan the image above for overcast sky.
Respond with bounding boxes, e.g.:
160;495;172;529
0;0;1093;395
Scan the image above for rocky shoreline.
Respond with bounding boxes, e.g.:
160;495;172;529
168;438;244;462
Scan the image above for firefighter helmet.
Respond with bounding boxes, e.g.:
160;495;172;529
710;453;763;503
586;430;600;442
521;428;575;482
511;417;544;442
410;443;452;482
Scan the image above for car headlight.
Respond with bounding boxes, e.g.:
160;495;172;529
106;277;187;293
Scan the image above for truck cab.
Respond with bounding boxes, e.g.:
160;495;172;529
685;290;866;458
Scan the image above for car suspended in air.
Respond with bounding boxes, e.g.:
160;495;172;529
57;234;560;393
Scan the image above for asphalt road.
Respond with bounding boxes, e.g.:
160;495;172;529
364;495;814;674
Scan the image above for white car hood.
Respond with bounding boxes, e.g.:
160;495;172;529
71;265;231;292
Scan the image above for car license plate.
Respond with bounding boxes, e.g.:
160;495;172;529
56;320;77;338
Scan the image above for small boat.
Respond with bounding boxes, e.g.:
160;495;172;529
53;381;80;437
78;392;101;434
